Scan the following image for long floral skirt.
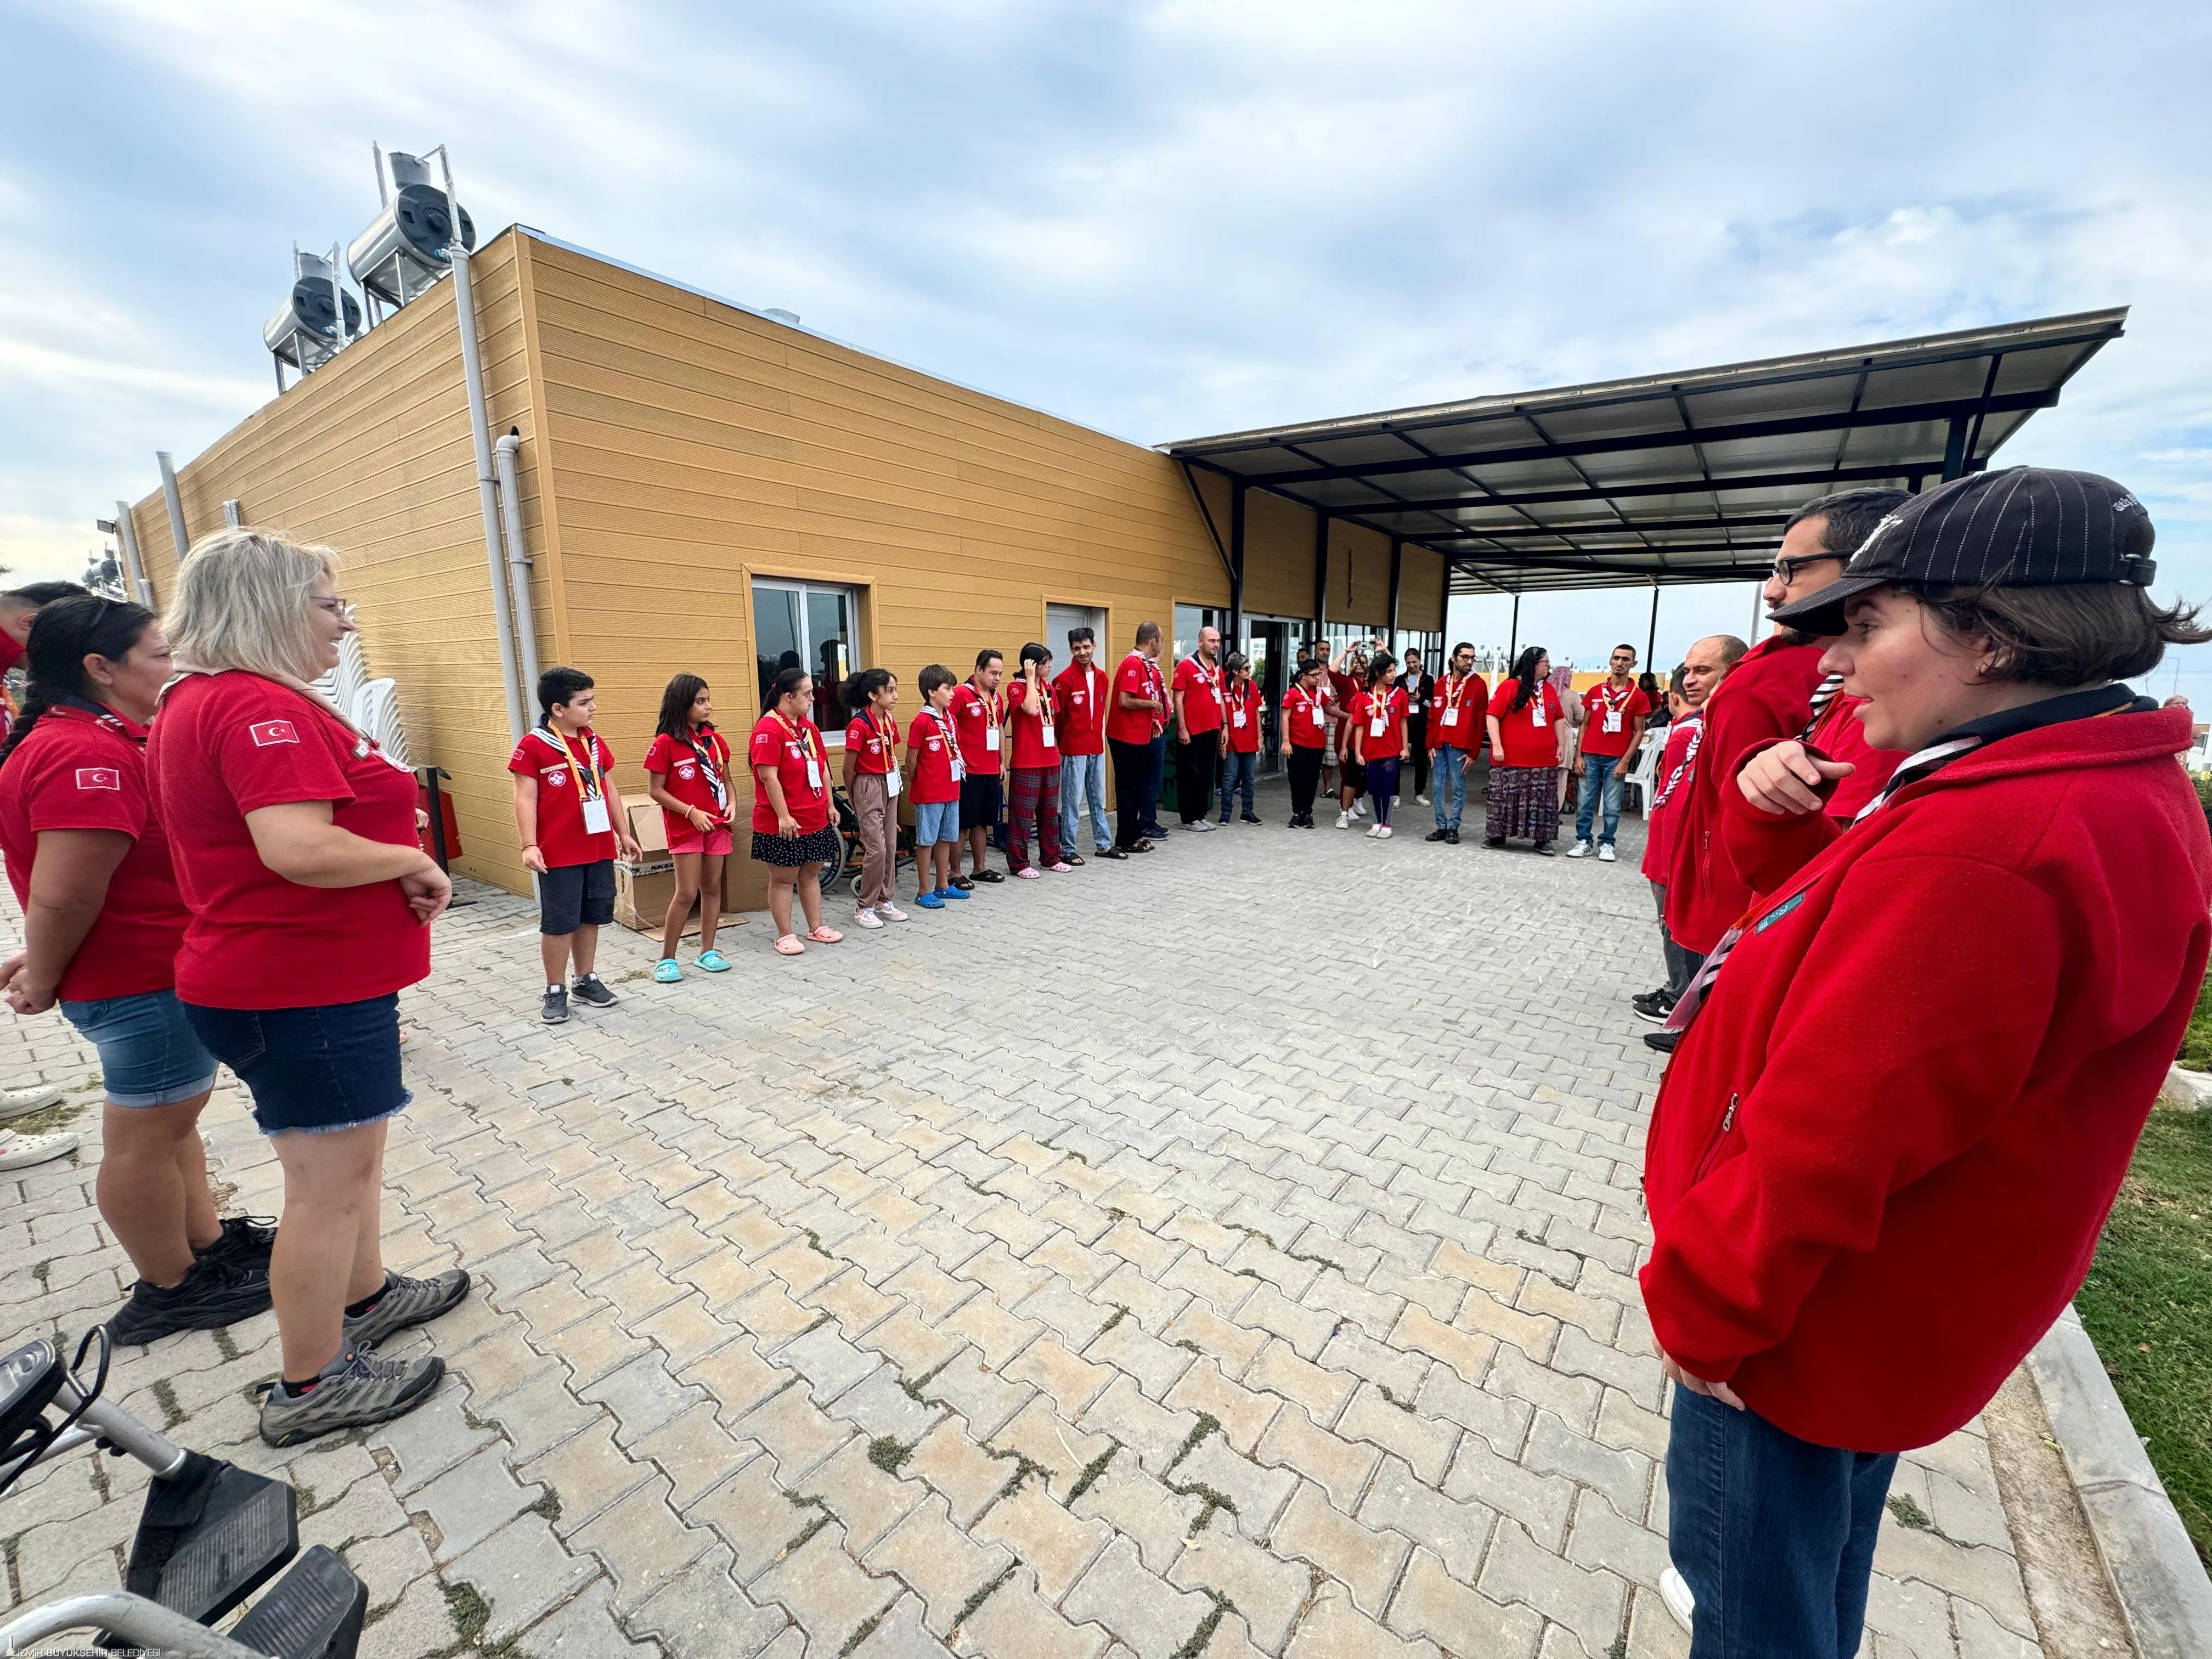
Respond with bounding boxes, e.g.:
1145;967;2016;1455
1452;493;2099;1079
1485;764;1561;842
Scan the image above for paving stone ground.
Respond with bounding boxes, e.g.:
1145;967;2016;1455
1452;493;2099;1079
0;781;2047;1657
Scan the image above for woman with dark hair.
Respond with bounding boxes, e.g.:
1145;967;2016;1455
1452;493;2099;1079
1483;646;1567;852
1641;469;2212;1654
0;596;273;1334
841;665;906;926
1347;650;1409;839
642;672;734;980
749;665;842;955
1637;670;1668;731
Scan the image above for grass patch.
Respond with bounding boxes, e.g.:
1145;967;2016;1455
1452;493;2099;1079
2179;968;2212;1072
2075;1106;2212;1565
7;1101;86;1136
867;1436;914;1476
1065;1441;1118;1506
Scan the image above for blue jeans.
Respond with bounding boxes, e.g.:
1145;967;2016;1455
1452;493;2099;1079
1060;752;1110;853
184;994;410;1137
1576;758;1626;844
1432;743;1472;828
61;988;218;1108
1217;749;1255;819
1667;1385;1898;1659
1365;756;1400;825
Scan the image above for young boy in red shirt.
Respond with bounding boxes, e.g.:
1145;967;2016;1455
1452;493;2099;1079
905;665;967;909
949;649;1007;886
510;666;640;1025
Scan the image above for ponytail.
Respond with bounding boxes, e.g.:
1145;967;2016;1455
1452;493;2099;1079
845;666;893;712
0;595;157;769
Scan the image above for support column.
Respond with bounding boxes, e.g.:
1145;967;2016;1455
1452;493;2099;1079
1387;539;1402;649
1311;510;1329;649
1940;415;1971;482
1228;481;1247;648
1645;582;1660;670
1508;592;1520;664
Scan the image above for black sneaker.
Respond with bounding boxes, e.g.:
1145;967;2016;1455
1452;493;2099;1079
571;973;617;1008
541;986;569;1025
1483;836;1506;848
258;1348;443;1447
1535;842;1556;857
1632;990;1676;1024
1446;828;1460;845
343;1268;473;1349
108;1257;273;1345
1241;813;1263;825
200;1213;277;1272
1424;828;1448;843
1643;1029;1680;1054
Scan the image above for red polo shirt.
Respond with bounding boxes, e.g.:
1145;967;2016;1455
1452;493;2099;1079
1223;682;1262;754
1105;652;1165;745
748;712;830;833
1283;685;1330;749
1174;656;1225;735
949;681;1005;775
642;726;732;828
1579;680;1652;759
1429;672;1488;749
1051;661;1108;755
843;710;899;775
906;710;961;804
509;726;619;868
1487;680;1565;768
1349;686;1408;761
0;703;191;1002
1005;676;1060;771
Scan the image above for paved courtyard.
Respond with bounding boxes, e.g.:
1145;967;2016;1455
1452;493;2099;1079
2;783;2048;1657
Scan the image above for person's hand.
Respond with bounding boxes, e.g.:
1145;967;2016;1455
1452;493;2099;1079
399;860;453;925
1491;747;1505;766
522;843;549;875
777;813;802;838
1570;755;1585;777
1461;751;1474;774
1400;746;1410;763
415;807;431;831
1661;1350;1745;1410
689;808;708;831
0;951;58;1016
618;834;642;862
1737;740;1854;817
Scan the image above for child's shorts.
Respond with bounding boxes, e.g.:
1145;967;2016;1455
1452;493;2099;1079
667;822;733;856
914;799;960;845
540;859;616;935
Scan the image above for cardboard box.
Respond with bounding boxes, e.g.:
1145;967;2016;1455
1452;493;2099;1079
613;801;751;934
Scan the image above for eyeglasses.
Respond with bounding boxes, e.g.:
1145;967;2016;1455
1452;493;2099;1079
1770;553;1842;585
312;595;356;622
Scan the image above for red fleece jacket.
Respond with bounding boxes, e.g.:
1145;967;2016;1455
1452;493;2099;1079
1640;704;2210;1452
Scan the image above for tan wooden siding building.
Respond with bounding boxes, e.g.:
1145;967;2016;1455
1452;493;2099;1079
129;228;1447;903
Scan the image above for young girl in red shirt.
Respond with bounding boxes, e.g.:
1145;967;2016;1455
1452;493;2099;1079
841;668;907;927
1216;653;1263;824
643;673;734;981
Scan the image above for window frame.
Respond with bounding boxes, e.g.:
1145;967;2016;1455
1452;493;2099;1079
750;575;864;747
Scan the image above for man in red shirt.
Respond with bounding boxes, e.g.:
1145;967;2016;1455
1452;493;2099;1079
1172;625;1226;832
1631;636;1745;1023
1567;643;1651;862
1053;625;1113;861
949;648;1008;885
1423;641;1487;844
1105;622;1167;854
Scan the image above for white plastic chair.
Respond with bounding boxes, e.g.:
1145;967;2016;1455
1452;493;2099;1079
1621;726;1664;814
353;678;410;769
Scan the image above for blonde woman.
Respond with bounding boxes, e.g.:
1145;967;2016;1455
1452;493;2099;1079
149;528;468;1446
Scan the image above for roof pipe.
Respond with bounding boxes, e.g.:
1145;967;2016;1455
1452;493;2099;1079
156;452;189;562
112;501;154;606
493;433;543;699
430;145;527;743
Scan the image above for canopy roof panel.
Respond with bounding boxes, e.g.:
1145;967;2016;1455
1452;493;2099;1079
1160;309;2125;593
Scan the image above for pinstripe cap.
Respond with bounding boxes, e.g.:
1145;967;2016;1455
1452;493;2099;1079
1771;467;2157;636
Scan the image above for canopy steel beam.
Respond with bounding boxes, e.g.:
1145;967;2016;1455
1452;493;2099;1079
1300;461;1925;518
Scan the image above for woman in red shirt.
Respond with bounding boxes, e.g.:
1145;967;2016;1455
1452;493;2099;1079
1347;651;1410;839
642;673;735;982
751;666;842;955
150;529;464;1447
840;667;907;926
1215;653;1263;825
1483;646;1567;853
0;595;275;1344
1278;658;1330;828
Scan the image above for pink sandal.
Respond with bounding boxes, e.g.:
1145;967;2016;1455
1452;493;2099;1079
774;934;805;956
805;926;844;944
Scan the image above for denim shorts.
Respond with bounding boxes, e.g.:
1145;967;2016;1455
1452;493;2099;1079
60;988;218;1109
539;859;616;935
913;799;960;845
182;994;410;1136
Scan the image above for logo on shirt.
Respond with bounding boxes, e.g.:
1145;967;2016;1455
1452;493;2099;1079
544;766;571;788
675;763;697;780
247;719;298;747
74;766;122;791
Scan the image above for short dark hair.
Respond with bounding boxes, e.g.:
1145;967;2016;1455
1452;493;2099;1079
537;665;594;719
1135;620;1161;647
1066;624;1095;647
1018;642;1050;670
918;663;956;696
1669;663;1689;696
974;647;1003;671
1786;488;1913;557
1612;643;1638;658
1450;640;1474;658
0;581;89;611
1900;580;2212;687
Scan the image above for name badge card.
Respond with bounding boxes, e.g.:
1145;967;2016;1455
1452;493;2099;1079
1441;708;1459;727
805;755;823;791
1042;722;1057;748
1532;699;1548;727
1604;710;1623;733
1370;714;1387;737
887;765;902;797
1233;710;1247;729
581;797;612;836
984;725;1001;752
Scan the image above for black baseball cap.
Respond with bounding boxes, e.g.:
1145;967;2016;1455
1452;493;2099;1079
1771;467;2158;636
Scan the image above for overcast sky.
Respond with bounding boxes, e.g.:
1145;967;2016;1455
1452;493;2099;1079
4;0;2207;687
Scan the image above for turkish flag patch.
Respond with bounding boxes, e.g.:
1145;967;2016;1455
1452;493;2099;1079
248;719;299;747
74;767;122;791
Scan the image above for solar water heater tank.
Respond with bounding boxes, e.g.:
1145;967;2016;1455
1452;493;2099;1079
347;150;476;308
263;249;362;374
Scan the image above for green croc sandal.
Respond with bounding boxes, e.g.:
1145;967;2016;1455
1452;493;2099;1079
696;949;731;973
652;958;683;983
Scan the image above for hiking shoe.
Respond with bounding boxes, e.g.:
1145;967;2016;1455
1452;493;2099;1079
541;986;569;1025
200;1213;278;1272
0;1128;76;1171
1598;843;1617;862
1566;839;1593;859
0;1084;61;1124
342;1268;473;1350
258;1348;444;1447
571;973;617;1008
108;1257;272;1345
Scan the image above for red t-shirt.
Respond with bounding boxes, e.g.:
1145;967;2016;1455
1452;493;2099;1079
1641;715;1701;882
1005;676;1061;771
843;709;899;776
1282;684;1331;749
1328;668;1360;710
0;704;191;1002
1051;662;1108;756
509;726;619;868
1429;672;1489;749
906;709;961;804
1105;653;1166;745
1487;680;1566;768
1174;657;1226;735
1222;682;1262;754
150;673;428;1010
642;727;732;840
0;633;21;676
949;681;1005;775
1349;686;1408;761
748;712;830;833
1579;680;1654;759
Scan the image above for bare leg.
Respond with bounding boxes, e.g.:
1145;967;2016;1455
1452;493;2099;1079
698;853;724;949
965;825;989;877
347;1121;390;1305
798;866;826;932
572;924;599;979
661;852;702;958
97;1092;217;1285
769;870;797;937
539;933;572;986
268;1122;385;1381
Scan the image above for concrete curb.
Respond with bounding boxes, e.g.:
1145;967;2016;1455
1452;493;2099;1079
2159;1063;2212;1110
2025;1305;2212;1658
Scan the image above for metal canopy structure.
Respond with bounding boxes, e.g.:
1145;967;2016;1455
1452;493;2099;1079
1161;308;2126;596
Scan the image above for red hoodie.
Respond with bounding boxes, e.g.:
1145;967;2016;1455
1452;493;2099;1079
1640;703;2210;1452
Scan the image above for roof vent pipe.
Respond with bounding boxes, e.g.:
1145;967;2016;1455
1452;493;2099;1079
493;433;543;697
110;504;154;605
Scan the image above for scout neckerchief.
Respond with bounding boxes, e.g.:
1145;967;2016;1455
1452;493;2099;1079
967;678;1004;725
1143;654;1168;732
1365;683;1400;738
1595;677;1636;716
1650;710;1703;810
1288;682;1324;736
1187;653;1221;713
682;721;729;814
928;702;966;781
865;704;898;770
1667;681;2147;1035
770;708;822;795
535;723;605;802
57;693;143;744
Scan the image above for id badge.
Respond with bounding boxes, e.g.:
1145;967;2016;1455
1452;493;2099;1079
886;766;902;797
1233;711;1247;729
1311;707;1326;729
1042;723;1057;748
805;757;823;791
984;725;1001;753
1532;702;1548;727
1441;708;1459;727
1604;710;1623;733
581;797;612;836
1369;716;1387;738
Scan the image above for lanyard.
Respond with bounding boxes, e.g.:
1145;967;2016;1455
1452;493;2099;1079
682;723;729;811
538;725;604;800
967;680;1003;724
771;710;820;786
870;707;898;755
1597;679;1634;713
1442;673;1473;711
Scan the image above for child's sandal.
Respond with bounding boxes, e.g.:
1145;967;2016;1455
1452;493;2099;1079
805;926;844;944
774;934;806;956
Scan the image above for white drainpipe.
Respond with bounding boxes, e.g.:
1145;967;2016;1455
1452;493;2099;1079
156;452;190;562
493;433;543;700
113;501;155;606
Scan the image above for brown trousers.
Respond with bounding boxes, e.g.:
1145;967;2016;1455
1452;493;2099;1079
851;771;896;909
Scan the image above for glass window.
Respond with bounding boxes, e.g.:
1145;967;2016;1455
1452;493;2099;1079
754;578;862;741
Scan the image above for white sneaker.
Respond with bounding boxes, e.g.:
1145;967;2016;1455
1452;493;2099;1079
1659;1567;1695;1634
1598;844;1617;862
1415;794;1430;805
1352;800;1369;819
1336;810;1354;829
854;907;883;928
876;901;909;921
1376;825;1392;839
1364;823;1381;838
0;1128;77;1172
1566;839;1593;858
1186;820;1214;832
0;1085;61;1125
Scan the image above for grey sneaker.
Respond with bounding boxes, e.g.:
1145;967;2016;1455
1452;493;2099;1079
571;973;618;1008
0;1084;61;1124
258;1347;443;1447
343;1268;472;1350
541;986;569;1024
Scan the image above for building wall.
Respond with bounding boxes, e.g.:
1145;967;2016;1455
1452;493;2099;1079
129;236;540;894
